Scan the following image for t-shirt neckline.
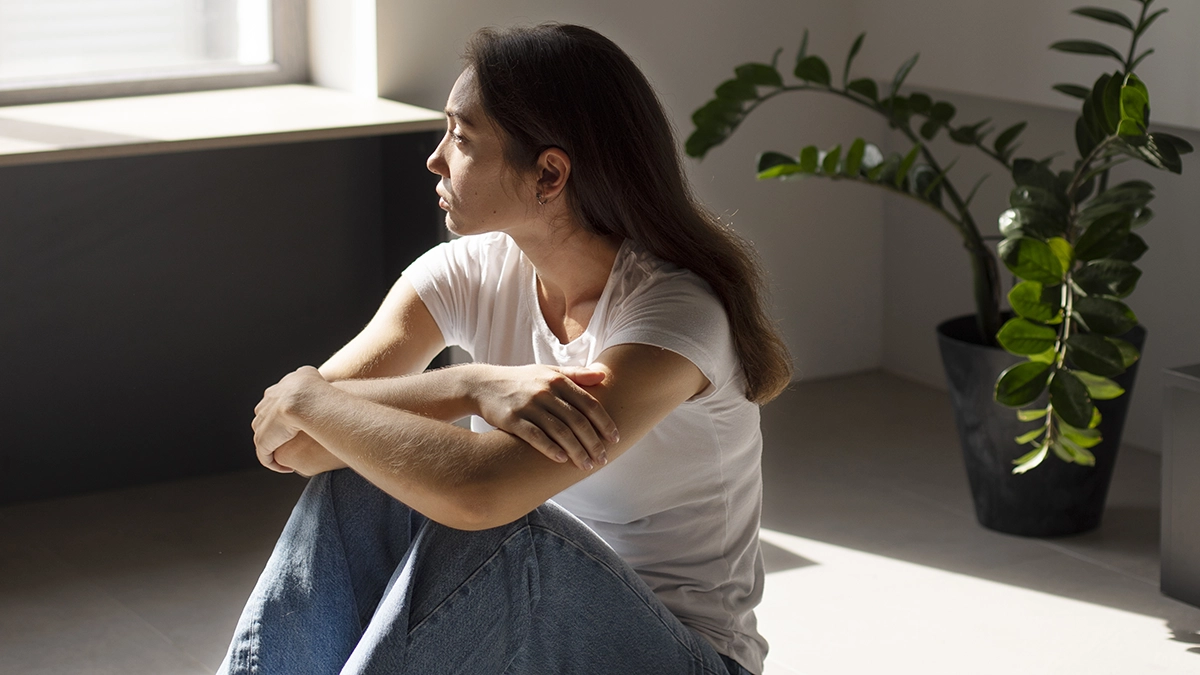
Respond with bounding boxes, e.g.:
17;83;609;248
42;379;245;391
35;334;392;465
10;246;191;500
527;238;630;350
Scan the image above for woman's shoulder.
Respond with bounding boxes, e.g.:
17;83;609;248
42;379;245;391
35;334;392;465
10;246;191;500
614;239;721;310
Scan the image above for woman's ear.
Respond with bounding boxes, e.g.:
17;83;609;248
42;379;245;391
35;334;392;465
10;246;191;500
535;147;571;204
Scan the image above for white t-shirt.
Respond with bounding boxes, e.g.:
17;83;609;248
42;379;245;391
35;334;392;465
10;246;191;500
404;232;767;674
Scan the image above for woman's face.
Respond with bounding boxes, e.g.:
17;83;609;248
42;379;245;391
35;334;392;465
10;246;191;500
426;69;535;237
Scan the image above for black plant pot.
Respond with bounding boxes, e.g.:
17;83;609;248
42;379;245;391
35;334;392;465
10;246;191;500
936;314;1146;537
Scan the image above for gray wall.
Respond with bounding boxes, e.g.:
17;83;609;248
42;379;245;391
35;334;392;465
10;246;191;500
0;133;442;503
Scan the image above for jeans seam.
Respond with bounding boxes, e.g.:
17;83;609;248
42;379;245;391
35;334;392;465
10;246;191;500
528;523;726;674
326;474;365;635
407;521;532;635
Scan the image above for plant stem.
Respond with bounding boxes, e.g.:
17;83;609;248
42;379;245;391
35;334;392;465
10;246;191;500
1125;2;1151;75
752;83;1003;342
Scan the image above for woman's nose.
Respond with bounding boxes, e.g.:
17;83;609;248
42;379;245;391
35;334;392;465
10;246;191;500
427;138;448;176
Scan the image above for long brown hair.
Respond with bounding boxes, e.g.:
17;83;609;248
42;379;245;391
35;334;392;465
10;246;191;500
464;24;793;403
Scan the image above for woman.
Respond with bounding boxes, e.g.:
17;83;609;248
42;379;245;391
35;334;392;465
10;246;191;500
222;23;791;675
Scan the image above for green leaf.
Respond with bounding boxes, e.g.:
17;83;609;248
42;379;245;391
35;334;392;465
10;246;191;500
1008;281;1059;323
1118;133;1184;174
1100;70;1123;135
797;29;810;63
1050;438;1076;463
908;93;932;115
1075;296;1137;336
999;237;1065;285
1054;84;1092;99
1119;74;1150;136
1072;371;1125;400
1153;132;1195;154
890;53;919;98
911;165;943;207
995;361;1053;407
756;163;806;180
847;78;878;101
685;128;726;159
822;145;842;175
1029;346;1058;364
1089;407;1103;430
1058;417;1103;448
1051;40;1126;64
1048;237;1074;273
1016;426;1047;445
1076;115;1098;158
1110;232;1148;262
1072;7;1134;29
994;122;1027;157
844;138;866;177
929;101;956;123
1010;185;1067;215
843;32;865;88
756;151;797;173
1066;334;1126;377
1012;442;1049;474
858;142;884;176
735;63;783;88
715;78;758;102
1018;407;1049;421
919;119;941;140
1058;436;1097;465
1132;206;1154;229
1049;369;1095;429
798;145;820;173
692;98;743;131
1074;260;1142;298
1085;74;1112;137
896;144;920;188
1012;159;1060;194
997;318;1059;356
795;55;832;85
1109;337;1140;368
1075;211;1132;261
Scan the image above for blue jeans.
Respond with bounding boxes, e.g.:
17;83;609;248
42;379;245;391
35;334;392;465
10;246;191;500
219;469;750;674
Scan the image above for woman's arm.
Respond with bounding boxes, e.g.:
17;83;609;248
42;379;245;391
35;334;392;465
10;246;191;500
270;276;615;472
254;343;709;530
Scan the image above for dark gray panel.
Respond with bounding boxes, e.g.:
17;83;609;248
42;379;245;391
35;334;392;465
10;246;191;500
0;136;436;503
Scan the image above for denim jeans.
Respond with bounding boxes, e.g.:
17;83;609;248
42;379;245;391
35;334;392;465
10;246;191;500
218;469;750;675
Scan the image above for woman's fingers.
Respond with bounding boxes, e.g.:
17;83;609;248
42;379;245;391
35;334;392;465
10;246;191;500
551;376;619;444
513;420;571;465
542;394;608;468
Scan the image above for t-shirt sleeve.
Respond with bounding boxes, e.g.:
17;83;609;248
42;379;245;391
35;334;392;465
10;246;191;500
401;235;487;355
601;271;735;398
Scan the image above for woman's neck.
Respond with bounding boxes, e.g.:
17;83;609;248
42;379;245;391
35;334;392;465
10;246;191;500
509;225;622;342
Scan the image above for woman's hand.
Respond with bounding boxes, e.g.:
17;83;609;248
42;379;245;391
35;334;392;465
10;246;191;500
470;364;619;470
252;366;328;474
273;431;349;477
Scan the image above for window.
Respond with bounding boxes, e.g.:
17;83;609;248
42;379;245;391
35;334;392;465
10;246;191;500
0;0;306;106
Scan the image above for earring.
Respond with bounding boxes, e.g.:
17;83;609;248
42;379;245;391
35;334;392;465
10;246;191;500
536;192;546;206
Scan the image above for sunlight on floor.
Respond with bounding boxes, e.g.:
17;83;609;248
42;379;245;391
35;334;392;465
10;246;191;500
757;528;1197;675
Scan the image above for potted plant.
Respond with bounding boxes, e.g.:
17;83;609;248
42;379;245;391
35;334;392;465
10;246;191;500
687;0;1191;536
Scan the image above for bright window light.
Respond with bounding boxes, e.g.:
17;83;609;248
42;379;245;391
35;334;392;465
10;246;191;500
0;0;274;86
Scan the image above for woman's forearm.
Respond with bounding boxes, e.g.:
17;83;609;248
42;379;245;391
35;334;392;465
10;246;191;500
328;364;482;423
287;376;512;529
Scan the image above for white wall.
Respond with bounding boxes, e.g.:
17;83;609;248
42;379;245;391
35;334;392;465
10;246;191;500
371;0;887;381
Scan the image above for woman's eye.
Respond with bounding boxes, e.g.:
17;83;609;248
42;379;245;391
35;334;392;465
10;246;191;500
449;130;465;143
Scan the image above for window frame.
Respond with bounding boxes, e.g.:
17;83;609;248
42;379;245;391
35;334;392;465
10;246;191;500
0;0;308;107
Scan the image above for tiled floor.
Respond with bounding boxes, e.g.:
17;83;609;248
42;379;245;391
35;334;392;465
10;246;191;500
2;371;1198;674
